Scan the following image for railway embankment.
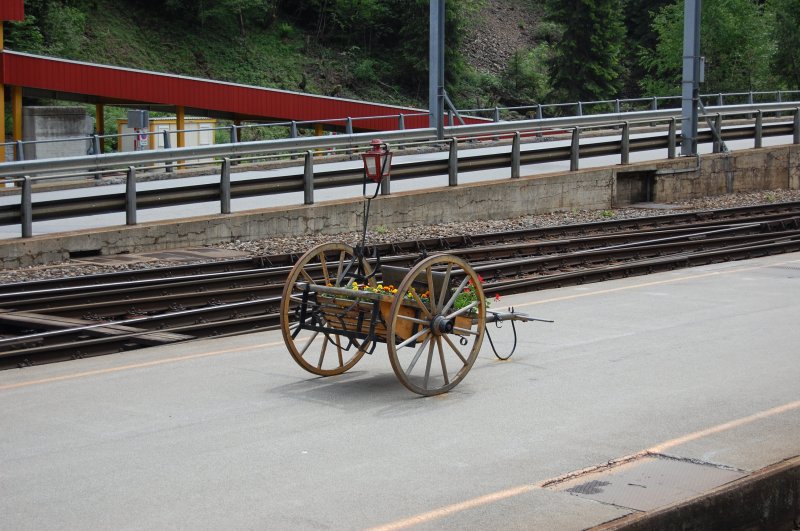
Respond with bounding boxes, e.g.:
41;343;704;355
2;144;799;268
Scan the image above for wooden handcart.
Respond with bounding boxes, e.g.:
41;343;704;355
280;242;538;395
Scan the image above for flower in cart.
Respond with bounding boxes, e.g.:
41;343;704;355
343;282;429;303
453;275;491;315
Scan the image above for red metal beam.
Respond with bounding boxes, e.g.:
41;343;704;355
0;1;24;21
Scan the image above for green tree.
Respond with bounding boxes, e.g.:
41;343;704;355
498;45;553;106
767;0;800;88
620;0;672;96
544;0;626;103
640;0;776;95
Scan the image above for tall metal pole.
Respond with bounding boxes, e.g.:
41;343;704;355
429;0;445;139
681;0;701;156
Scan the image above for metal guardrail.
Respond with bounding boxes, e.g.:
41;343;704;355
1;102;796;179
3;90;798;163
459;90;800;120
1;103;799;238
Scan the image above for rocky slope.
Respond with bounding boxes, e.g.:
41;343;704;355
461;0;544;75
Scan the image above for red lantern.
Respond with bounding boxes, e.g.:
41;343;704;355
361;139;392;183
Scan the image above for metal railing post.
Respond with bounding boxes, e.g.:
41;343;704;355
290;121;298;138
668;118;677;159
15;140;24;161
717;93;723;106
511;132;521;179
163;130;173;172
303;151;314;205
448;138;458;186
125;166;137;225
21;176;32;238
621;121;630;165
398;114;405;130
577;102;583;116
536;104;543;120
713;114;723;153
494;107;501;122
381;144;391;195
794;108;800;145
755;110;763;148
220;158;231;214
570;127;580;171
345;117;353;136
651;97;657;111
229;124;238;143
92;134;102;155
614;99;620;114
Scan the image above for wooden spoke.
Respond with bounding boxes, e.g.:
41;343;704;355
406;336;431;374
437;264;453;313
442;276;470;314
436;336;450;386
425;266;436;313
319;252;331;286
409;289;432;319
442;333;469;366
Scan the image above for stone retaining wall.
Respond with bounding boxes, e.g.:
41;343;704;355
2;145;798;268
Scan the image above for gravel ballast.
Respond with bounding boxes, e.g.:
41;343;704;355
2;189;799;285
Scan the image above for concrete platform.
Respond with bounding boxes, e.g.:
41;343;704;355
1;252;799;530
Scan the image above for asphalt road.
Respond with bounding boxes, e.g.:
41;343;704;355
1;252;799;529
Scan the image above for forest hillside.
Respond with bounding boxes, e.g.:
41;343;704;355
3;0;798;134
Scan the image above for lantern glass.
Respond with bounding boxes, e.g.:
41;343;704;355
364;154;380;181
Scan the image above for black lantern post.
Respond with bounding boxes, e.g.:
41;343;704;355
357;139;393;254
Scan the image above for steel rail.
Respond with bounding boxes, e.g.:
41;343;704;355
2;211;800;368
3;200;800;297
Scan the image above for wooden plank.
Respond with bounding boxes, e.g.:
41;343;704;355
0;309;193;345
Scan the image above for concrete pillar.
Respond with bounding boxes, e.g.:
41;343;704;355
176;105;185;148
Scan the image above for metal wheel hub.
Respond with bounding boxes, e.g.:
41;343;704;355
431;315;453;336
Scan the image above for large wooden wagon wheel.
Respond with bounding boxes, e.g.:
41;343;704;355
386;254;486;396
280;242;374;376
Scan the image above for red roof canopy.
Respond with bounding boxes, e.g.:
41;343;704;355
1;51;486;131
0;1;25;21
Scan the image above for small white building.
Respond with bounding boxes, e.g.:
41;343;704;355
116;117;216;154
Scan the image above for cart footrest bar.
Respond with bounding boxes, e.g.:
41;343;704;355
485;308;554;324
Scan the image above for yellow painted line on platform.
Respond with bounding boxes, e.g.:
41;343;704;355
368;398;800;531
648;399;800;454
0;340;284;391
513;257;800;308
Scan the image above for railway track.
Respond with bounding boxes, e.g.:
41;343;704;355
2;201;800;369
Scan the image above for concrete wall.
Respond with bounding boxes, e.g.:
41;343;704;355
2;144;799;268
22;107;94;160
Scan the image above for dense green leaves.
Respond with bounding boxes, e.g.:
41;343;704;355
640;0;777;95
3;0;796;107
767;0;800;88
544;0;626;102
